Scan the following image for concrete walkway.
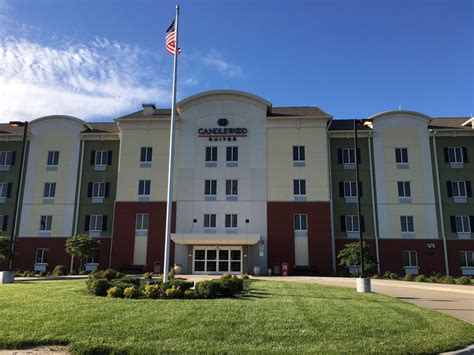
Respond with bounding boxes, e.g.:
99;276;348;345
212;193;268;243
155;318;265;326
255;276;474;324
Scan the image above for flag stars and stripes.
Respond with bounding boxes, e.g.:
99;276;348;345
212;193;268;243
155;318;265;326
165;19;181;55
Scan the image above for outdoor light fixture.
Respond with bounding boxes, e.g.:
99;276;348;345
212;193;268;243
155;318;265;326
9;121;27;128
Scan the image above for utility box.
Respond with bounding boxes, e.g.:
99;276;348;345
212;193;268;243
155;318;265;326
281;262;289;276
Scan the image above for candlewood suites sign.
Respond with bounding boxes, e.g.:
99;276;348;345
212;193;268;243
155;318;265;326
198;118;248;141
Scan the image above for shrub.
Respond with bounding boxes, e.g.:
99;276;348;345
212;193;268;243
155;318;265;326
79;270;90;275
143;285;161;299
415;274;426;282
441;276;455;284
219;277;243;297
39;270;48;277
383;271;398;280
161;280;194;294
220;273;232;281
107;286;123;298
52;265;68;276
123;286;140;299
164;285;182;298
103;269;119;280
69;271;77;276
455;276;471;285
371;274;381;279
239;274;249;280
110;277;141;291
143;272;154;280
427;275;438;283
24;271;35;277
338;242;376;274
195;280;221;299
403;273;415;282
88;278;111;297
183;289;197;299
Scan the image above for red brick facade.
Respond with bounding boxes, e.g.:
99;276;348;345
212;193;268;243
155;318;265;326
267;202;332;275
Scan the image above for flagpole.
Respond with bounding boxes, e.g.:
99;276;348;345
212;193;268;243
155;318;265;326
163;4;180;283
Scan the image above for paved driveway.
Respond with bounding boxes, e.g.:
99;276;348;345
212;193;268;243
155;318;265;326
254;276;474;324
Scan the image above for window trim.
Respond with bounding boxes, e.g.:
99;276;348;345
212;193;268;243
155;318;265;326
47;151;60;169
39;215;52;232
95;150;109;167
460;251;474;268
135;213;149;236
225;214;238;229
293;145;306;165
35;248;49;264
400;215;415;235
294;213;308;232
204;214;217;230
0;151;13;167
293;179;306;198
448;147;464;164
403;250;418;267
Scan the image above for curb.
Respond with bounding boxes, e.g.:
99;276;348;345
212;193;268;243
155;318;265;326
440;344;474;354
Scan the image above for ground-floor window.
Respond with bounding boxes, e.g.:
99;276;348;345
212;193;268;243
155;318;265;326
403;250;418;267
193;247;242;274
460;251;474;267
35;248;48;264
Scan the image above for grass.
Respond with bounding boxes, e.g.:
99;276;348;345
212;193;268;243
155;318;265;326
0;280;473;354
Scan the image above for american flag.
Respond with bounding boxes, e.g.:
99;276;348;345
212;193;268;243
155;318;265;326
165;19;181;55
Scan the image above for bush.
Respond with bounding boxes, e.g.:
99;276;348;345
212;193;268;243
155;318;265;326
219;277;243;297
220;273;232;281
427;275;438;283
195;280;221;299
441;276;455;284
239;274;249;280
403;273;415;282
69;271;77;276
107;286;123;298
143;285;161;299
164;285;182;298
371;274;381;279
415;274;426;282
24;271;35;277
39;270;48;277
161;280;194;294
52;265;68;276
143;272;154;280
79;270;90;275
123;286;140;299
455;276;471;285
183;289;197;299
88;278;111;297
103;269;120;280
383;271;399;280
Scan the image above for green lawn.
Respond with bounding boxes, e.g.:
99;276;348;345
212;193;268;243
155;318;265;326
0;280;472;354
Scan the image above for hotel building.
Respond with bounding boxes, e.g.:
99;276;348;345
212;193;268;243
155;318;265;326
0;90;472;276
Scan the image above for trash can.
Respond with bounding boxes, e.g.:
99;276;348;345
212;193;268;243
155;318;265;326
281;262;289;276
153;262;161;274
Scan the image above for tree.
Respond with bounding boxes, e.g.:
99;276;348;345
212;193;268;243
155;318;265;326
337;242;375;274
66;234;100;271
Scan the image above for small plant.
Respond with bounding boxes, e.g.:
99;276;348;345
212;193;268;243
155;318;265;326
455;276;471;285
123;286;140;299
426;275;438;283
69;271;77;276
239;274;249;280
161;280;193;294
143;285;161;299
371;274;381;279
164;285;182;298
52;265;68;276
107;286;124;298
220;272;232;281
441;276;455;284
403;273;415;282
195;280;221;299
39;270;48;277
415;274;426;282
24;271;35;277
183;289;197;299
143;272;154;280
79;270;90;275
103;269;119;280
383;271;398;280
88;278;111;296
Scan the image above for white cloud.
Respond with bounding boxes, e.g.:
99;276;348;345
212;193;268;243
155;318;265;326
0;36;172;122
201;50;243;78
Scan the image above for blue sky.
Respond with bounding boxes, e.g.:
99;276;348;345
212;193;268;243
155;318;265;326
0;0;472;121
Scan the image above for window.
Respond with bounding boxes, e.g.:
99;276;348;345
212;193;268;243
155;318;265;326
204;180;217;196
448;181;470;198
0;151;14;167
294;214;308;231
43;182;56;199
343;181;358;197
342;148;356;165
447;147;465;163
39;216;52;231
136;213;149;231
400;216;414;233
345;215;359;232
403;250;418;267
225;214;238;228
92;182;106;198
0;215;8;232
397;181;411;198
205;147;218;162
455;216;471;233
293;179;306;196
293;146;305;162
226;147;238;162
225;180;238;196
35;248;48;264
138;180;151;196
140;147;153;163
0;182;11;198
94;150;109;166
86;253;99;264
460;251;474;267
204;214;216;228
88;215;104;232
395;148;408;164
47;151;59;167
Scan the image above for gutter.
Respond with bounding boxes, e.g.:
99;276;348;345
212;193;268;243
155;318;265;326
326;120;337;273
368;133;381;274
70;140;85;272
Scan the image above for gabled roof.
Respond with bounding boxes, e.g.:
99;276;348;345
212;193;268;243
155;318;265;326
81;122;120;134
429;117;472;130
328;119;372;131
268;106;331;118
0;124;29;135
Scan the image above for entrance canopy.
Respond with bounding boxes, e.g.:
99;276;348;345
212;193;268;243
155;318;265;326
171;233;260;245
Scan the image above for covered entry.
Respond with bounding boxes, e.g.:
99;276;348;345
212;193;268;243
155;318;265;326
193;247;242;274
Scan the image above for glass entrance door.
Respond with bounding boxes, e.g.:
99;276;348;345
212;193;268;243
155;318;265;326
193;247;242;274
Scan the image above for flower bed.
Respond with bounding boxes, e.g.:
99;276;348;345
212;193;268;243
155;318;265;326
371;272;472;285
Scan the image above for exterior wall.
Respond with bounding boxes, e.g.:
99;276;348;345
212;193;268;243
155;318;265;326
19;117;83;237
447;240;474;276
372;114;438;239
76;139;120;237
267;202;332;275
110;202;175;272
330;136;375;239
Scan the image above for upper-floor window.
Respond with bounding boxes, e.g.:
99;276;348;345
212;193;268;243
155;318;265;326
447;181;471;201
293;179;306;196
226;147;238;162
400;216;414;233
343;181;358;197
35;248;48;264
86;215;105;232
88;182;109;200
138;180;151;197
226;180;238;196
47;151;60;168
205;180;217;197
342;148;355;165
403;250;418;267
225;214;238;229
445;147;468;168
140;147;153;165
395;148;408;164
0;182;11;199
205;147;218;162
452;216;472;234
43;182;56;199
460;251;474;268
136;213;149;232
294;213;308;231
204;214;216;228
397;181;411;198
345;215;359;233
293;146;305;162
0;151;14;168
0;215;8;232
91;150;112;170
39;215;53;231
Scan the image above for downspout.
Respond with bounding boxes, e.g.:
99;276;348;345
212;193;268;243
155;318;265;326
70;139;85;272
368;133;381;274
326;120;336;273
432;130;449;275
109;130;122;268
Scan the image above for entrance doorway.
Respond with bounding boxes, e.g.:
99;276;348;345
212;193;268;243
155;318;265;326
193;246;242;274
